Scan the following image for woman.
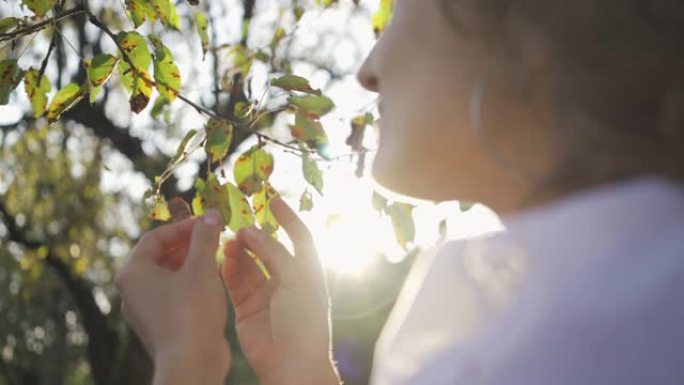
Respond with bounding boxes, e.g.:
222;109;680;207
114;0;684;384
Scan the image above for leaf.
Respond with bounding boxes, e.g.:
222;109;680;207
47;83;85;123
372;0;395;37
288;94;335;118
150;0;172;27
292;109;329;150
347;112;373;151
124;0;152;28
439;219;448;240
293;6;305;22
88;54;118;88
299;190;313;212
315;0;337;7
269;27;286;54
233;146;274;196
116;31;151;72
460;202;475;212
148;196;171;221
193;11;209;60
150;36;181;102
23;68;51;118
0;17;20;34
22;0;58;17
167;2;181;29
194;173;231;225
170;129;198;164
225;183;254;232
204;118;233;164
271;74;321;95
0;59;24;105
151;96;170;119
302;153;323;194
118;60;153;113
372;190;388;213
253;183;279;234
387;202;415;250
116;32;153;112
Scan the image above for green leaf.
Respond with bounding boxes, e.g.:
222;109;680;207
170;129;198;165
225;183;254;232
22;0;58;17
0;59;24;105
439;219;448;240
148;196;171;221
0;17;20;34
150;36;181;102
47;83;85;123
23;69;51;118
347;112;373;151
116;32;153;112
193;11;209;59
118;60;153;113
167;2;181;29
88;54;118;88
233;146;274;196
302;153;323;194
150;96;170;119
299;190;313;212
116;31;151;71
150;0;172;27
269;27;286;54
271;74;321;95
125;0;152;28
372;0;395;37
288;94;335;118
253;183;279;234
293;6;305;22
372;190;388;213
387;202;415;250
459;202;475;212
292;109;329;150
194;173;231;225
315;0;337;7
204;119;233;164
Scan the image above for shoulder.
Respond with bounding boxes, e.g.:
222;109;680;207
371;232;524;385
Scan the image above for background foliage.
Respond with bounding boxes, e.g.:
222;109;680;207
0;0;430;384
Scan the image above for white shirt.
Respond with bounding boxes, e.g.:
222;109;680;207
371;176;684;385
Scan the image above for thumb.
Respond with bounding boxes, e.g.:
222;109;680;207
184;209;222;275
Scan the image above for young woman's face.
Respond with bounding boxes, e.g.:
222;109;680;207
357;0;559;212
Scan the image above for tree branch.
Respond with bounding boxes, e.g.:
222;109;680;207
0;7;84;43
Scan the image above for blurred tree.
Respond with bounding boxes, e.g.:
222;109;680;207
0;0;407;384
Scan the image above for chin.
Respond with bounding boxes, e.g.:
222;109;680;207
370;154;448;202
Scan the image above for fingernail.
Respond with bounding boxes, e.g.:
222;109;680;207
202;209;221;226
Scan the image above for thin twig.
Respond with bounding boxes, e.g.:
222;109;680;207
0;7;84;43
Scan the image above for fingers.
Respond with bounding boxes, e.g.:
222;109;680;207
184;210;223;275
222;240;267;305
237;227;297;283
132;217;196;266
269;197;316;258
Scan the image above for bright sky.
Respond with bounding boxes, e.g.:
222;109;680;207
0;0;503;276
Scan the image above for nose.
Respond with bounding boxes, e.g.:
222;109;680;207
356;49;379;93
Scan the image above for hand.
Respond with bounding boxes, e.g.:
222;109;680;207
222;197;340;385
115;210;230;385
